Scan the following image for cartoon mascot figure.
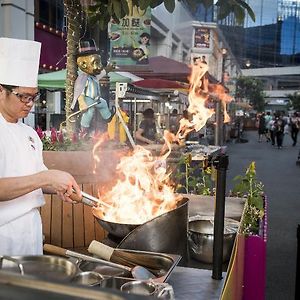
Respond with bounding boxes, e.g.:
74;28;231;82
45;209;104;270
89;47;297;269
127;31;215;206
71;39;115;134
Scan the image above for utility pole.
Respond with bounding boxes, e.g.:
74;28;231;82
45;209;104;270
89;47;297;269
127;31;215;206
215;48;227;146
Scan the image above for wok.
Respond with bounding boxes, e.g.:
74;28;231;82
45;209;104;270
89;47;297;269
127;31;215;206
93;215;139;239
93;198;188;240
0;255;78;282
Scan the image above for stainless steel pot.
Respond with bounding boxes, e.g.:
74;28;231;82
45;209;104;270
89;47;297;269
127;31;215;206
188;216;239;264
120;280;156;296
0;255;78;282
72;271;104;286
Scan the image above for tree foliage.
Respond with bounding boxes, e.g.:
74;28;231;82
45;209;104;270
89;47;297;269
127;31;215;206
286;92;300;112
236;76;265;112
84;0;255;29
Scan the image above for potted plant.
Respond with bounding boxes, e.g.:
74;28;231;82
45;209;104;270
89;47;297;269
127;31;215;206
38;127;124;184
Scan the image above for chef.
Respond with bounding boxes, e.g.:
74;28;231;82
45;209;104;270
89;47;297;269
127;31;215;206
0;37;81;256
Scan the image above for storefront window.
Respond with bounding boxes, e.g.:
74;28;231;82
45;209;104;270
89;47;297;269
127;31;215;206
35;0;64;31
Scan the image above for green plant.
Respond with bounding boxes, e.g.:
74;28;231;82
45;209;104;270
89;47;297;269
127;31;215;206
236;76;266;112
232;161;264;235
286;92;300;111
173;154;214;195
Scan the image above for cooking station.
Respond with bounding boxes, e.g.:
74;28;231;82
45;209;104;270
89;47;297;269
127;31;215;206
1;78;246;298
0;141;245;299
0;194;244;299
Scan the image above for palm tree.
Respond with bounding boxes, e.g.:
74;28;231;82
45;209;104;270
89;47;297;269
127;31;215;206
63;0;82;134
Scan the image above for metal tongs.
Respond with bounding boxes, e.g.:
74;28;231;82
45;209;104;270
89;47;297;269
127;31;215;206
71;189;111;208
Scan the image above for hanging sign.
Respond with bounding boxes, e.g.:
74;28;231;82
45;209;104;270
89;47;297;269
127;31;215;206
109;1;151;65
194;27;210;48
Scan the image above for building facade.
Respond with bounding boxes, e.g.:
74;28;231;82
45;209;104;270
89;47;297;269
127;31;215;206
218;0;300;111
1;0;237;128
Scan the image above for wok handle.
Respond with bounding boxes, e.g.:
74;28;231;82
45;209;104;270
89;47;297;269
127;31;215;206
68;190;95;207
88;240;114;261
43;244;131;272
70;189;111;208
69;192;95;207
44;244;67;257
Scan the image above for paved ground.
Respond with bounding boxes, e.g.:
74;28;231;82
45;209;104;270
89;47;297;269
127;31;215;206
226;130;300;300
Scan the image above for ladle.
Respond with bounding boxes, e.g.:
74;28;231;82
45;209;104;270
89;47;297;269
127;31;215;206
43;244;155;280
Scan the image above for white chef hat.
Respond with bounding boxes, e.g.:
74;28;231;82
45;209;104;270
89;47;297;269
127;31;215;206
0;37;41;88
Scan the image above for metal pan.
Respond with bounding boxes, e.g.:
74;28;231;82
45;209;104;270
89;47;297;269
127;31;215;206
78;261;128;277
92;212;139;239
118;198;189;264
0;255;78;282
93;197;188;239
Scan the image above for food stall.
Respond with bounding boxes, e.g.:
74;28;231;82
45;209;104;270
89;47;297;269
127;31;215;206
1;63;266;299
0;193;246;299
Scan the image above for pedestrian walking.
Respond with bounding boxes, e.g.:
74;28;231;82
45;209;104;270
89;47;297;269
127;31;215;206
290;112;300;146
269;115;276;146
265;111;272;142
274;116;285;149
257;112;267;142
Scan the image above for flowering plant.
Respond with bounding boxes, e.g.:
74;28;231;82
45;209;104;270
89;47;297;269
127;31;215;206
36;127;96;151
232;161;265;235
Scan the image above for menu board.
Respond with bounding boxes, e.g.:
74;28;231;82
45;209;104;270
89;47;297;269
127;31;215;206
109;1;151;65
194;27;210;49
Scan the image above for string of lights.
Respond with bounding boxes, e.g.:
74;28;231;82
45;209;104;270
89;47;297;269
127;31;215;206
63;0;83;134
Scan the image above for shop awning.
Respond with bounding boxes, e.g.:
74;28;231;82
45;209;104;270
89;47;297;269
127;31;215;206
133;78;189;90
38;69;142;89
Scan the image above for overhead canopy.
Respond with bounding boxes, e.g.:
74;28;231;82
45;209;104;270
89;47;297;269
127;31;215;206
133;78;189;90
38;69;142;89
120;55;218;84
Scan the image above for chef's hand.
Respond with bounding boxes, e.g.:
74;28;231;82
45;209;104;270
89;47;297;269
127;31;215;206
41;170;81;203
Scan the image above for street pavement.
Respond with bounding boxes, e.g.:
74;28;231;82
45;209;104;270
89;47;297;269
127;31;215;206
226;130;300;300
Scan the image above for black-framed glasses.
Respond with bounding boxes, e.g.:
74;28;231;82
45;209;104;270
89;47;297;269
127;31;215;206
3;86;40;104
10;90;41;104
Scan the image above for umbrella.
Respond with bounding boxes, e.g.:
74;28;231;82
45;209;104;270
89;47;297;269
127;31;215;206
38;69;141;89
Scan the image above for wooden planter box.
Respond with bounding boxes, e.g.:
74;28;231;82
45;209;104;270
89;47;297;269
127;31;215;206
43;150;99;184
221;198;267;300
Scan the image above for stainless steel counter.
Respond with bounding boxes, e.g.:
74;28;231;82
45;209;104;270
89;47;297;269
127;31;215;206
0;271;153;300
168;267;225;300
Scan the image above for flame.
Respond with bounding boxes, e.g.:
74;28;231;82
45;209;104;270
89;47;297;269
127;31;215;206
175;62;214;140
92;62;233;225
93;131;182;224
175;62;233;141
208;83;232;123
92;133;109;174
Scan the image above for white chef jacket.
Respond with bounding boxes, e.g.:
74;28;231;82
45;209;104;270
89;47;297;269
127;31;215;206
0;113;47;255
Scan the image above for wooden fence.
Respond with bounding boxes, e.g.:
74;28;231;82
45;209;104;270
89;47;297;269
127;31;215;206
40;183;107;249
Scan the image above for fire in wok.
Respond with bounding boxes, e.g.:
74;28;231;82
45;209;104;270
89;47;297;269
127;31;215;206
92;139;182;227
92;62;232;235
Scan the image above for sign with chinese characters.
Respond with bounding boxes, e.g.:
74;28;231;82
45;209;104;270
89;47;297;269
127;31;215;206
194;27;210;48
109;1;151;65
